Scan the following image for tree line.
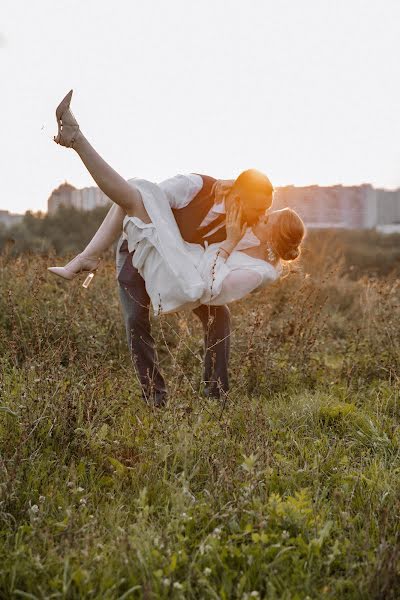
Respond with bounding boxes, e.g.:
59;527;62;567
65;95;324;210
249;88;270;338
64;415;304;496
0;206;110;256
1;206;399;278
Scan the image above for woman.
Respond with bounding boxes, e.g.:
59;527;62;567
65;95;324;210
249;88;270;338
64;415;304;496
48;91;305;314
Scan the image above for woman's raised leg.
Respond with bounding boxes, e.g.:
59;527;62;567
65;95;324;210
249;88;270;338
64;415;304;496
48;90;151;281
54;90;150;222
72;132;150;222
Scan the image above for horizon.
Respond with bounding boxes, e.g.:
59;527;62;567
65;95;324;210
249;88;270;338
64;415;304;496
2;0;400;213
3;177;400;217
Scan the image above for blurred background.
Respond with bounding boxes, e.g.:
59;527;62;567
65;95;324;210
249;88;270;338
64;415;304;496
1;0;400;275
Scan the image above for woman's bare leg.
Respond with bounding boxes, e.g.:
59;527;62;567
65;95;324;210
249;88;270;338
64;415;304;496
54;95;149;221
48;202;126;277
71;128;150;222
49;97;151;279
81;203;125;258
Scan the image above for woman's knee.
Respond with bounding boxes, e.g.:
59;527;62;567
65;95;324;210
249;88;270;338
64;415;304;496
125;186;151;223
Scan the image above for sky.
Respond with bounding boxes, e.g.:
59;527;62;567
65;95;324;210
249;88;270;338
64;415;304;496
1;0;399;214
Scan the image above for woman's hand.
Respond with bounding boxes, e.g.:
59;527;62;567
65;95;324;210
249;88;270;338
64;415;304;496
213;179;235;202
225;203;247;247
217;203;247;262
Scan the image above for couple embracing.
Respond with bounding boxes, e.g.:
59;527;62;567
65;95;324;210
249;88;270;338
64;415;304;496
49;90;306;407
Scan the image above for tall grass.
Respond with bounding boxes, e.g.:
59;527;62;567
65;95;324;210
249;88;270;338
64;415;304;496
0;232;399;599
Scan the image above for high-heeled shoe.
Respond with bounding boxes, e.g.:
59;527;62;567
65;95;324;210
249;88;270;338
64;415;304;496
54;89;81;148
48;253;100;282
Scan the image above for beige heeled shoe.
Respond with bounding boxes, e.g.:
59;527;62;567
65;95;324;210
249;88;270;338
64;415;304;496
54;89;81;148
48;253;100;286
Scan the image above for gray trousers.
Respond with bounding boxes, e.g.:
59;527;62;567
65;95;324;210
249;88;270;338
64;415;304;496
116;239;231;404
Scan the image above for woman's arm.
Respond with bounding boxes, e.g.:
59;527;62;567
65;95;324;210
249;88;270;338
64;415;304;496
199;204;280;304
199;203;257;303
212;178;235;203
208;268;263;305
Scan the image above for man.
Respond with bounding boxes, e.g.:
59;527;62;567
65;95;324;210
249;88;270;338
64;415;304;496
116;169;274;407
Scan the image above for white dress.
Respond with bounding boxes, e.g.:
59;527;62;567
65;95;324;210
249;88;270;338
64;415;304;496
123;178;280;315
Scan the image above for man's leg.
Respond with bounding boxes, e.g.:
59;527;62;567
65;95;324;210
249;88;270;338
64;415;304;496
118;247;167;407
192;304;231;398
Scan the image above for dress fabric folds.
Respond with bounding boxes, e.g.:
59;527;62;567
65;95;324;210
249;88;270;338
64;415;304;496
123;178;280;314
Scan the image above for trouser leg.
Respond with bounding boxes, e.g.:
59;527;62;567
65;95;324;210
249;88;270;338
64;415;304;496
117;250;167;407
193;304;231;398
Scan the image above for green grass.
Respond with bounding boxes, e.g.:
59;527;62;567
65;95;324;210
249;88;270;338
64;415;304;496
0;246;399;599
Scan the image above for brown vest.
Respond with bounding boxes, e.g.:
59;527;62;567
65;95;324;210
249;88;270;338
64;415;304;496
172;174;227;245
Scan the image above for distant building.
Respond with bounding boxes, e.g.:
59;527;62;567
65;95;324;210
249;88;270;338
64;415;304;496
273;184;400;231
0;210;23;228
47;181;110;215
47;180;400;232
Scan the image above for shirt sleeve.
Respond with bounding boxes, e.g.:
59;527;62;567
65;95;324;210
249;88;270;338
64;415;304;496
158;174;204;209
210;269;263;305
198;251;264;305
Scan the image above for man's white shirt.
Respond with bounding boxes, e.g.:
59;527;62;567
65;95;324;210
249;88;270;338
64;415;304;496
158;173;260;251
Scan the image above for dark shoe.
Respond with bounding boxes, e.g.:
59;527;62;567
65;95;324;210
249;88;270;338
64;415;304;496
145;391;168;409
204;384;228;400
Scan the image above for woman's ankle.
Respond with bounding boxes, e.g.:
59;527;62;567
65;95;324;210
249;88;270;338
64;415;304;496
72;129;85;152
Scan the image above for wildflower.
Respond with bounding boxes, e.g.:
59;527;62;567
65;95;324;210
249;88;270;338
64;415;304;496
79;498;87;505
162;578;170;587
39;495;46;503
281;530;290;539
204;567;212;576
30;504;39;514
173;582;183;590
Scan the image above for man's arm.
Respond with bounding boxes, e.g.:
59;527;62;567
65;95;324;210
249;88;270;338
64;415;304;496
212;178;235;202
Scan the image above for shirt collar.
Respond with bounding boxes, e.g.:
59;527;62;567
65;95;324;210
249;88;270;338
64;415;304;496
211;199;226;214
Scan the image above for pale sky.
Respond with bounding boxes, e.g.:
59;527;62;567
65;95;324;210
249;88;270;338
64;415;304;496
1;0;399;214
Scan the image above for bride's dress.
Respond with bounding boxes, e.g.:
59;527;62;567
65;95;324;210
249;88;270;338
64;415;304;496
123;178;280;314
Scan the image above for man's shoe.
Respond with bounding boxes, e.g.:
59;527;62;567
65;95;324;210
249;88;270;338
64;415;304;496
145;391;168;409
204;384;228;400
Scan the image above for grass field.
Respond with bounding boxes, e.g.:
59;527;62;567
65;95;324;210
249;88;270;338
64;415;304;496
1;232;400;599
